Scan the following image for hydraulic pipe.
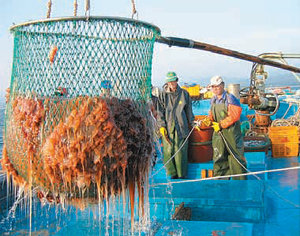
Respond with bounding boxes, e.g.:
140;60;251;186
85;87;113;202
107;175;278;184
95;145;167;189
156;36;300;73
259;53;300;59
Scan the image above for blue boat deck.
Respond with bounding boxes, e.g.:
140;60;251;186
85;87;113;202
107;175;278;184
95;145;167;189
150;151;300;235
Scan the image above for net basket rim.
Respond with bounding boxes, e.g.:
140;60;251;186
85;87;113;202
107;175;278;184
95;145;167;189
10;16;161;34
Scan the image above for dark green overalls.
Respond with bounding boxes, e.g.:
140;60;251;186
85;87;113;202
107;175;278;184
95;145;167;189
211;100;247;180
157;86;194;178
162;121;188;178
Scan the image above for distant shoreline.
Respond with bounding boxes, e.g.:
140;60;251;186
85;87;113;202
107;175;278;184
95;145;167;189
1;80;299;97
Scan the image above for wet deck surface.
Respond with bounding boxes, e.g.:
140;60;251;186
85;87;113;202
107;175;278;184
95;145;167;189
256;156;300;236
0;150;299;235
151;153;300;235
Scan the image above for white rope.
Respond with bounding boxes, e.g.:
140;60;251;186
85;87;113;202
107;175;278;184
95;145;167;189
282;102;292;119
272;103;300;127
271;119;291;127
219;130;259;179
220;130;300;208
151;125;196;177
266;181;300;208
153;164;300;208
152;166;300;186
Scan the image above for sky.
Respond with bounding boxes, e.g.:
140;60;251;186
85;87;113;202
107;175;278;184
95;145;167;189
0;0;300;93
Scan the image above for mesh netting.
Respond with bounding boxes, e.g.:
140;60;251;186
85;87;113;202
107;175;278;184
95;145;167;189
10;17;159;99
2;17;160;207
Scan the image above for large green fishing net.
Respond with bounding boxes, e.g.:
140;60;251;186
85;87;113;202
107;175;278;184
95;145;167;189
2;17;161;206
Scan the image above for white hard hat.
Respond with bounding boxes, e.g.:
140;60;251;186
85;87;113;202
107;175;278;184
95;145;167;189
210;75;224;86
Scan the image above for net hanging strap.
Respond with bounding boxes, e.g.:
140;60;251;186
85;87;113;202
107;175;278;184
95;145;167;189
47;0;89;18
46;1;138;20
131;0;138;19
73;0;78;17
46;0;52;18
85;0;90;18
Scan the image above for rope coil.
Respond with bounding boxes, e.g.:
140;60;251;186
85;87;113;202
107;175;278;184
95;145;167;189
272;102;300;127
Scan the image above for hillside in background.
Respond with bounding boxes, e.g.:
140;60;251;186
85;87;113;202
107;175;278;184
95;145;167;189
1;71;299;97
178;71;300;89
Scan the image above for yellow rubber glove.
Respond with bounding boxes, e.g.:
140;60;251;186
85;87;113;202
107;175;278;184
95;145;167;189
160;127;168;138
193;120;201;131
202;117;212;127
160;127;172;145
212;122;221;132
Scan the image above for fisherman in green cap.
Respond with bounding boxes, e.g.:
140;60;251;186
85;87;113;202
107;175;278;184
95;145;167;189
157;72;194;179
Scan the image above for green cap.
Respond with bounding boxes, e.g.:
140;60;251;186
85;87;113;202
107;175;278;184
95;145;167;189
165;71;178;82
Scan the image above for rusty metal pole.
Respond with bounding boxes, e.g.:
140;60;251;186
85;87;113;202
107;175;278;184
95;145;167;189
156;36;300;73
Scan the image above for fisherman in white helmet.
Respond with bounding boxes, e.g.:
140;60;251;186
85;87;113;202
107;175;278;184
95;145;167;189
208;76;247;180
